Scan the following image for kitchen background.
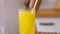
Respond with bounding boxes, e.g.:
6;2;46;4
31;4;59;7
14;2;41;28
0;0;60;34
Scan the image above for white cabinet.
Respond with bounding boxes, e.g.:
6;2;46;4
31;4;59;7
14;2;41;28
36;18;60;32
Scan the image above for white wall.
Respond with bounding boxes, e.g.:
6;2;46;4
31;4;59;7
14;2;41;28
40;0;56;9
4;0;20;34
0;0;21;34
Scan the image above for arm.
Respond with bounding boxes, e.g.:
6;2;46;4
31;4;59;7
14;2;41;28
29;0;42;12
24;0;42;12
29;0;36;9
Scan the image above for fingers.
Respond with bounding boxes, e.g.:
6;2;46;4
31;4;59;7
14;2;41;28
24;0;30;8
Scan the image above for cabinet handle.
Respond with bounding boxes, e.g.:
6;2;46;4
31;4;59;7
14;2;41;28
40;22;54;26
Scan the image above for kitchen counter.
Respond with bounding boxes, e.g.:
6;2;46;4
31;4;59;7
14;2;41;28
36;10;60;17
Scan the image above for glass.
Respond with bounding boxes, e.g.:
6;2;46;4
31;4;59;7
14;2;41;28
18;9;35;34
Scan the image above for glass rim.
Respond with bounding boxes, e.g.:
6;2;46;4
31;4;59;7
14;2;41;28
18;9;36;12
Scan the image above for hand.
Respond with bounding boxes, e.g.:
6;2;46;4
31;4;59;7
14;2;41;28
24;0;42;12
24;0;35;9
24;0;30;8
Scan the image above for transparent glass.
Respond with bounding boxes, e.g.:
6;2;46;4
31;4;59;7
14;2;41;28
18;9;35;34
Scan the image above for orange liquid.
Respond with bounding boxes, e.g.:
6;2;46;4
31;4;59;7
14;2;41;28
18;10;35;34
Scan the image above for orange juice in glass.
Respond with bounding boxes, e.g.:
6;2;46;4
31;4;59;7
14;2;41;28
18;9;35;34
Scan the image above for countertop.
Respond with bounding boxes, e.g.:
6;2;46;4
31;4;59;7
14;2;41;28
36;9;60;17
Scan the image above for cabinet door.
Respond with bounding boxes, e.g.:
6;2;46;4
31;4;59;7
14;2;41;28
36;18;60;32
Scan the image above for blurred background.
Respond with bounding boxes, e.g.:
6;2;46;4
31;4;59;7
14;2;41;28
0;0;60;34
